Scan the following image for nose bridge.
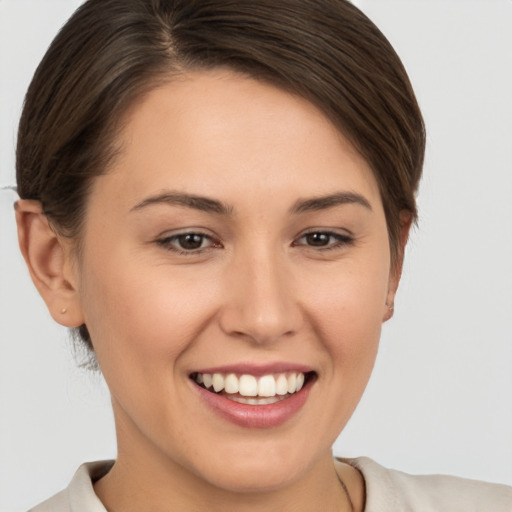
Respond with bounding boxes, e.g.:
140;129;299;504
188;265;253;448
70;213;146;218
219;242;302;344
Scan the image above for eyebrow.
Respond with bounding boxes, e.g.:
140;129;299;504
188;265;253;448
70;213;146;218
130;191;233;215
130;190;372;216
290;192;372;214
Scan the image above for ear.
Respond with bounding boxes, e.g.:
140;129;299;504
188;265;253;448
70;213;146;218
383;211;412;322
15;200;85;327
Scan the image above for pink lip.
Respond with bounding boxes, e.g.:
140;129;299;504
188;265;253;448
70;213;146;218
192;362;314;377
190;372;315;429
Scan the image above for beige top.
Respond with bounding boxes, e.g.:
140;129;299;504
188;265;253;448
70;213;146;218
28;458;512;512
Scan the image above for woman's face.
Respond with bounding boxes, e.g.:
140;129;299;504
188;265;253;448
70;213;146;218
74;70;396;491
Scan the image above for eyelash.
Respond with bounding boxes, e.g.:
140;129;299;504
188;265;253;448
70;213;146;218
155;230;354;256
293;231;354;251
156;232;221;256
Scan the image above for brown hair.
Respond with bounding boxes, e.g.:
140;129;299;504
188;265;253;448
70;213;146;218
17;0;425;353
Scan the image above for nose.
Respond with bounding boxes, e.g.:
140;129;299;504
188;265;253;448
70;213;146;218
218;247;304;345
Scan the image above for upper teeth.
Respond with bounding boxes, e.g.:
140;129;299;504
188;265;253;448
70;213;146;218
195;372;305;398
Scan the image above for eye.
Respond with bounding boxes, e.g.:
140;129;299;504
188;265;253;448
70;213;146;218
174;233;208;250
294;231;353;250
156;232;220;254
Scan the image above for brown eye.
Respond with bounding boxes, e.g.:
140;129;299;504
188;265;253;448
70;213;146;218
177;234;205;250
295;231;354;251
156;232;219;254
305;233;331;246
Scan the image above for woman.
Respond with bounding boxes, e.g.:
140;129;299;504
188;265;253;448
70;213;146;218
12;0;512;510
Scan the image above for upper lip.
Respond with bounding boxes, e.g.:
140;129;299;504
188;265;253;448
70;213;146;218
191;362;315;377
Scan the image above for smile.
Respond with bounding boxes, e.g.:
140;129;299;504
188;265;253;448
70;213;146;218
190;366;315;428
191;372;307;405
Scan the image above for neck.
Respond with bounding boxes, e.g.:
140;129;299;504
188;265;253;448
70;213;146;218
95;456;353;512
94;441;356;511
94;408;362;512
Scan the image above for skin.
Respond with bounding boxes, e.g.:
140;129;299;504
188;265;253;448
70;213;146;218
16;70;408;512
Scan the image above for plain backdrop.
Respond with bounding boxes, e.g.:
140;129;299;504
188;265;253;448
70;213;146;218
1;1;511;510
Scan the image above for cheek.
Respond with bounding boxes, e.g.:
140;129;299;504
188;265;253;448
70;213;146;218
306;257;389;341
314;291;383;386
303;254;389;397
77;250;219;371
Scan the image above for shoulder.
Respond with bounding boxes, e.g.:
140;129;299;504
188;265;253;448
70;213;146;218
344;457;512;512
28;489;69;512
28;461;113;512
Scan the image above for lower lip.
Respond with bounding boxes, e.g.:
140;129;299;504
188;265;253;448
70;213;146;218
192;378;313;429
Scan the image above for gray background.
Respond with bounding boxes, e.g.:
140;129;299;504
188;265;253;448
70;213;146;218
1;1;511;510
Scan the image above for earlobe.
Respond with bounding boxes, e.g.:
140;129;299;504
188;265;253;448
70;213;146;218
383;301;394;322
383;211;413;322
15;200;85;327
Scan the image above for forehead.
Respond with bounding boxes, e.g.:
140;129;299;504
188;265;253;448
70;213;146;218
92;69;382;216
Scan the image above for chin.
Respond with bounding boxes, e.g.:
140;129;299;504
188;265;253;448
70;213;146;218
196;458;307;494
180;434;330;494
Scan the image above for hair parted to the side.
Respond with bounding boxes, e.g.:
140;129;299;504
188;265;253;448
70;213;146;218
16;0;425;361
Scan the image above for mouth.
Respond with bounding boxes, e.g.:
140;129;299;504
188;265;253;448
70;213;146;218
190;371;315;406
